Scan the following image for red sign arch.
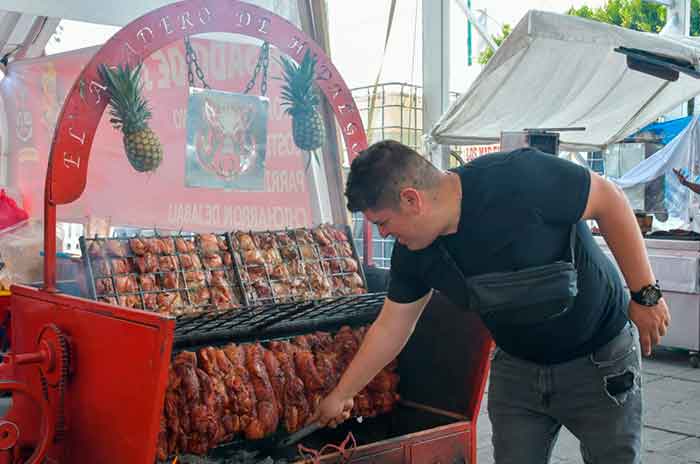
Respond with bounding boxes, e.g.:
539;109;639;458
43;0;368;291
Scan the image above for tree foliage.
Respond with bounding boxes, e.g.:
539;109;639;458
477;24;512;65
566;0;666;32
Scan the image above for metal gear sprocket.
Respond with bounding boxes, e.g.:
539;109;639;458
36;324;70;442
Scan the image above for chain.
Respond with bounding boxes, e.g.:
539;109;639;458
186;37;269;95
184;35;210;89
243;42;270;96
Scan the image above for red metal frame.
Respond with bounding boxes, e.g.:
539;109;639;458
2;2;374;463
4;285;174;463
43;0;371;291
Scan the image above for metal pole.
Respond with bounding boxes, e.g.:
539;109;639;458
422;0;450;169
43;170;57;293
467;0;472;66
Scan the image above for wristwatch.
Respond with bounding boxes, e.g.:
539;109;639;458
630;282;662;306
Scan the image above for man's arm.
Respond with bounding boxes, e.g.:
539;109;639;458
581;172;670;355
673;168;700;194
310;290;433;426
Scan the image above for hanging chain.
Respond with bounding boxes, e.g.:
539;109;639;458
243;42;270;96
185;37;269;96
184;35;210;89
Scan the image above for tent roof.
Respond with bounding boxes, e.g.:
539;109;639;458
431;10;700;151
0;10;59;66
0;1;175;28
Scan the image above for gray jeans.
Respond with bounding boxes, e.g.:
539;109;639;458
488;322;643;464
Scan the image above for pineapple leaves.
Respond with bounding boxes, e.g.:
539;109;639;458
98;62;152;133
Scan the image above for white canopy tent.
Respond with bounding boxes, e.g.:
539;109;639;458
431;10;700;151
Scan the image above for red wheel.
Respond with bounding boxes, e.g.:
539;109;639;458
0;381;52;464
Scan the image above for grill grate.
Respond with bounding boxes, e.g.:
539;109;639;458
79;233;243;314
173;292;386;349
79;224;367;317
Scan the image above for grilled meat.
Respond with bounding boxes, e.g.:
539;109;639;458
235;232;257;250
95;278;114;295
129;237;147;256
135;253;159;274
106;239;127;257
161;328;399;457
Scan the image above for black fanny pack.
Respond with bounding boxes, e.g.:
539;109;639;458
438;225;578;326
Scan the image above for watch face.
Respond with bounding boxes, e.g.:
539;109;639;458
641;285;662;306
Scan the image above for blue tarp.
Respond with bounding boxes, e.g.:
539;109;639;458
629;116;693;145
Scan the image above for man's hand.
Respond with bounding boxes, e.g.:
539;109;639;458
307;391;354;428
673;168;688;186
628;298;670;356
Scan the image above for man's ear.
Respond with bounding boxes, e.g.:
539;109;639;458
399;188;422;213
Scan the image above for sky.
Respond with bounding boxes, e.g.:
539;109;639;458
44;0;608;93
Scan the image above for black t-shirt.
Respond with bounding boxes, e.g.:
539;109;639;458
388;148;629;364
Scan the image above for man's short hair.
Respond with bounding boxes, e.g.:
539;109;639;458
345;140;441;212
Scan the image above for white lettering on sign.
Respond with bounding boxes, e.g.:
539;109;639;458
328;84;342;100
166;46;187;87
63;152;81;169
198;7;212;25
344;122;357;136
266;133;300;158
210;42;227;81
88;80;107;105
265;170;307;193
167;203;310;230
180;11;195;30
160;16;174;35
288;37;306;56
68;127;86;145
137;27;154;44
171;107;186;129
237;11;252;27
337;103;354;114
257;17;270;34
152;50;171;89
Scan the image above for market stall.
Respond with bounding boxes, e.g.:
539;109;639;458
595;235;700;366
0;1;492;463
429;9;700;366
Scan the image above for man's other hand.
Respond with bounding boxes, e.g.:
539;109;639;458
629;298;670;356
307;391;354;428
673;168;688;186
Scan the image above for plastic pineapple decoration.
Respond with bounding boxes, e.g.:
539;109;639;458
280;50;325;164
98;63;163;173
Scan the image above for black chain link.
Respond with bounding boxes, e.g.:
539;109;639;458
184;35;210;89
184;36;270;96
243;42;270;96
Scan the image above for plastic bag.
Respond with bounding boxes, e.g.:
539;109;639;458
0;220;63;287
0;190;28;231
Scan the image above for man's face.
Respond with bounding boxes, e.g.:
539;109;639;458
364;195;438;250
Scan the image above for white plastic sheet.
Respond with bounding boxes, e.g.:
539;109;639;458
611;116;700;228
431;10;700;151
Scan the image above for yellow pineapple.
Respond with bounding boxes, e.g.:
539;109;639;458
99;63;163;172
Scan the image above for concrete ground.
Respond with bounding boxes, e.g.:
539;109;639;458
476;348;700;463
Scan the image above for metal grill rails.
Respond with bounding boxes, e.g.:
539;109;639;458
173;292;386;349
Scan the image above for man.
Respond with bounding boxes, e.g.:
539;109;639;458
311;140;670;464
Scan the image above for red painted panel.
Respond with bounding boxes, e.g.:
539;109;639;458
410;431;470;464
7;285;173;463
